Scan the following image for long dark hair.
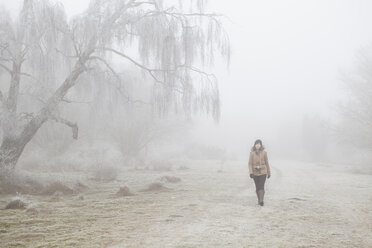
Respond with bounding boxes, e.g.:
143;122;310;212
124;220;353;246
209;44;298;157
251;139;265;153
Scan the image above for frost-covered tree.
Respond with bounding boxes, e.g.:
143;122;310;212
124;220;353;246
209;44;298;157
0;0;230;178
336;45;372;151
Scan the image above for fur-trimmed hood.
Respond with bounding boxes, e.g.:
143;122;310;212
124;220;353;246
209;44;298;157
251;146;265;153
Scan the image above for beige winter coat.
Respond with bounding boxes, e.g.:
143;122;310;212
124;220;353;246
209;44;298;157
248;149;271;176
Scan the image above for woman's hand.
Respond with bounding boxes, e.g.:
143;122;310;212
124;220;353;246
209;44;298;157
250;174;254;178
267;174;271;179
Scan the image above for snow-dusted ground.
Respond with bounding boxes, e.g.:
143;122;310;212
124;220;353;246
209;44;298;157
0;159;371;247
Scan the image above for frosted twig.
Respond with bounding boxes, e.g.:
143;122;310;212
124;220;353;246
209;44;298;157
61;97;92;104
102;47;184;93
88;56;121;81
20;71;37;80
0;57;12;62
130;1;155;7
55;48;78;58
0;90;4;104
0;63;11;74
18;112;35;120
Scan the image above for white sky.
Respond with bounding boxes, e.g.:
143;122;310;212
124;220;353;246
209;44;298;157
202;0;372;155
1;0;372;156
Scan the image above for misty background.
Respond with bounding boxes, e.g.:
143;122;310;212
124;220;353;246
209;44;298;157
1;0;372;171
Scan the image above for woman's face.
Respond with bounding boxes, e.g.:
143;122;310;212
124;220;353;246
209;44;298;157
255;143;261;150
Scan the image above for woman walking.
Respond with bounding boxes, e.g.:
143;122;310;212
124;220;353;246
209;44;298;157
248;139;271;206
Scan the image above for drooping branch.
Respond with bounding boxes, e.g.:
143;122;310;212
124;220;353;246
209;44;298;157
18;51;92;146
145;10;223;22
87;56;152;105
124;5;224;26
88;56;121;81
130;1;155;8
18;112;35;121
102;47;184;93
0;63;12;74
62;97;92;104
49;114;79;139
0;45;14;62
102;47;218;92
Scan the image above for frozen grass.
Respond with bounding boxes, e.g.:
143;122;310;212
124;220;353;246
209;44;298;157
4;197;27;210
92;165;120;182
151;160;173;171
115;186;134;197
0;160;371;247
41;182;74;195
0;176;44;195
160;176;182;183
139;182;169;192
0;169;90;196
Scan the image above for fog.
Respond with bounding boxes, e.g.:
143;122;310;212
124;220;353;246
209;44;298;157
195;0;372;160
0;1;371;247
1;0;372;161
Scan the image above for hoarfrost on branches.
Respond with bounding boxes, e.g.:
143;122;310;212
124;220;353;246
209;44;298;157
0;0;230;176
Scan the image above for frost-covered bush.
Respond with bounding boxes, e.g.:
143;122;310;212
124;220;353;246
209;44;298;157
184;143;227;160
4;196;28;210
140;182;168;192
115;186;134;197
92;164;119;181
150;159;173;171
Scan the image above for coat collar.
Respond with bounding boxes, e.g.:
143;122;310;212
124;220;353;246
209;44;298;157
251;147;265;153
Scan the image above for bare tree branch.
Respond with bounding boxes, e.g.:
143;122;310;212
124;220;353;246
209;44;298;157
19;91;46;105
0;57;12;62
20;71;36;80
55;48;78;59
132;8;224;25
61;97;92;105
6;61;22;113
0;44;14;60
18;112;35;121
0;90;4;104
88;56;121;80
102;47;184;93
0;63;12;74
87;56;152;105
130;1;155;7
19;50;92;146
49;114;79;139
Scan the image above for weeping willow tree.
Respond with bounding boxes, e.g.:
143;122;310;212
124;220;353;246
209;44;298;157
0;0;230;178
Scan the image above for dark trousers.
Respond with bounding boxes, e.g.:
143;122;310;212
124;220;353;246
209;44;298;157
253;174;266;193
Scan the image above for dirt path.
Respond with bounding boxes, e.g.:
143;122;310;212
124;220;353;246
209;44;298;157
1;160;371;247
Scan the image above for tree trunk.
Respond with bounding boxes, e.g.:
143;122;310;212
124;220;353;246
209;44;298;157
0;137;24;181
6;62;21;113
0;56;89;176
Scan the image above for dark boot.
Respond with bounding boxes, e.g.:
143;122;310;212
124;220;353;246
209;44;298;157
258;189;265;206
